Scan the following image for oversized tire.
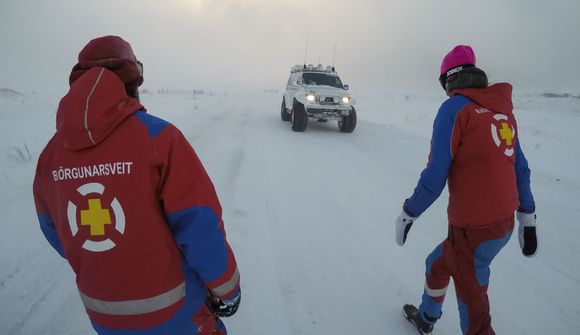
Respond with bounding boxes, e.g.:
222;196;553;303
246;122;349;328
338;107;357;133
291;100;308;132
281;97;291;121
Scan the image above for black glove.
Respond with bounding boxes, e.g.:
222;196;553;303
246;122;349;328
516;211;538;257
206;291;241;317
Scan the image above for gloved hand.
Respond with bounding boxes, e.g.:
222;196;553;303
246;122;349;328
207;290;241;317
395;209;417;246
516;211;538;257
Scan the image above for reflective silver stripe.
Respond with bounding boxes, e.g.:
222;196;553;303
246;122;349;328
84;68;105;145
79;282;185;316
424;283;447;298
211;267;240;297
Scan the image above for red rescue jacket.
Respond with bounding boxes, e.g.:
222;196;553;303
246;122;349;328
33;67;239;333
405;83;535;228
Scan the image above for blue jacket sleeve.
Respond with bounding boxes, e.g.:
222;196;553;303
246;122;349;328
166;206;228;281
515;140;535;213
404;96;471;217
38;214;66;258
33;162;65;258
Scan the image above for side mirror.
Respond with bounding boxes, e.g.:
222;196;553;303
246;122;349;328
343;84;349;90
296;80;302;86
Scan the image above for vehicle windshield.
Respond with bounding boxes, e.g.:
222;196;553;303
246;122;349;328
302;73;344;88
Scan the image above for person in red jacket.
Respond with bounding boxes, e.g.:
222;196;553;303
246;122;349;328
33;35;241;335
395;45;538;335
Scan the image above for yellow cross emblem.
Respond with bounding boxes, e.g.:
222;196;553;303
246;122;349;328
499;122;513;146
81;199;112;236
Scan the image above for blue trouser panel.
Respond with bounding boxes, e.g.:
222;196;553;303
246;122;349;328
457;298;469;334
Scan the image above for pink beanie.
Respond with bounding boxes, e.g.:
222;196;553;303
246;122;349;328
440;45;476;75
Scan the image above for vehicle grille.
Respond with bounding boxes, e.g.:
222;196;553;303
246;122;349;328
321;97;337;105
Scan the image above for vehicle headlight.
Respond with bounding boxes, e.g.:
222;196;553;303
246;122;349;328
341;96;351;104
306;94;316;102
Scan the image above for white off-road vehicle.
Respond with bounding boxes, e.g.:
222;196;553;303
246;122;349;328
281;64;356;132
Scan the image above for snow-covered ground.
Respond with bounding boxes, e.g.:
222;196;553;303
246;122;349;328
1;88;579;334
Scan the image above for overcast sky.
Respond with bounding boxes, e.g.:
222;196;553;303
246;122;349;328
1;0;579;96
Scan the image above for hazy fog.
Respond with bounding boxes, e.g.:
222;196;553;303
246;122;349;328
2;0;579;95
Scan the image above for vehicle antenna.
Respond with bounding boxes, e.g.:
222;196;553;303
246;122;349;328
303;37;309;66
331;43;337;68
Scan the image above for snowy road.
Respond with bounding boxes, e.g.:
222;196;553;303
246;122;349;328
1;91;579;334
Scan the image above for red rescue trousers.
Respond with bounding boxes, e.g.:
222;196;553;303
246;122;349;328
419;215;514;335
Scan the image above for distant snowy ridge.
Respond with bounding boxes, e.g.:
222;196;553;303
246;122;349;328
540;92;580;99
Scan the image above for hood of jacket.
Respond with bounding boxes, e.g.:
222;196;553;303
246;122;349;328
452;83;514;116
56;67;144;151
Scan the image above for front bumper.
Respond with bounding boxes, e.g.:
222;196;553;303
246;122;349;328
305;104;352;118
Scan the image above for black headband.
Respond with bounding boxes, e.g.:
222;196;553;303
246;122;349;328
439;64;475;90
